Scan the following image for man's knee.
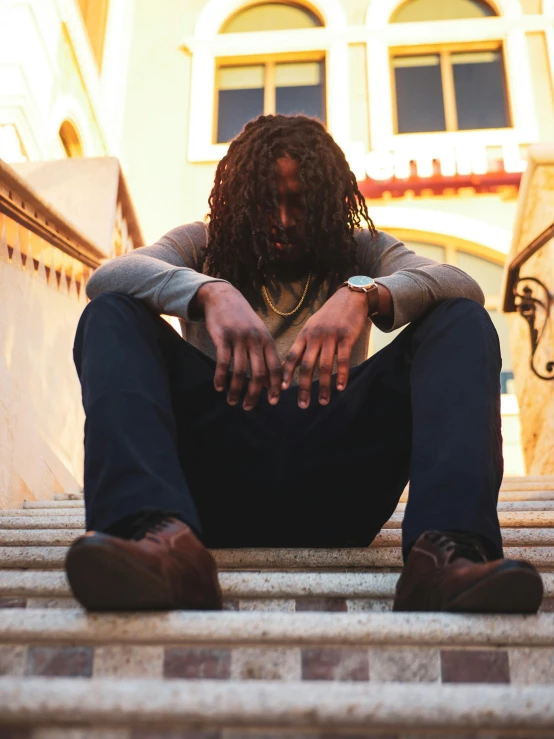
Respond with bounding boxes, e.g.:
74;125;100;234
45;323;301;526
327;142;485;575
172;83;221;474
426;298;495;332
416;298;500;353
83;291;145;318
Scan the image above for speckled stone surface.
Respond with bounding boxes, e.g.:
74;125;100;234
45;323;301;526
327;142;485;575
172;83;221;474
0;571;553;602
0;509;84;517
368;647;440;683
1;678;554;729
0;545;553;570
93;646;165;679
0;645;26;676
230;648;301;680
15;513;553;536
34;731;129;739
508;647;554;684
0;530;78;546
22;500;85;509
0;610;553;647
0;516;85;529
3;527;554;548
382;511;554;529
238;600;296;612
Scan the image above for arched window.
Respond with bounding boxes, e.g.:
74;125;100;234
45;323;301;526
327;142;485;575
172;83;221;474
389;0;510;135
221;2;322;32
215;3;326;143
391;0;496;23
371;238;513;392
59;121;84;158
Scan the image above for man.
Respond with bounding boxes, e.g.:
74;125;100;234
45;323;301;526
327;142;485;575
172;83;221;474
66;114;543;614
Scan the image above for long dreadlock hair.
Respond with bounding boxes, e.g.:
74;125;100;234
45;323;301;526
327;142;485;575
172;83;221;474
205;114;376;306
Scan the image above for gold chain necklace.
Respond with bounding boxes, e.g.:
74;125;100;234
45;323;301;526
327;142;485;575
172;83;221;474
262;272;312;317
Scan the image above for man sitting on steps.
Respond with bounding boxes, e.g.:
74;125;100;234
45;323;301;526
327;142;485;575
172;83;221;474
66;114;543;614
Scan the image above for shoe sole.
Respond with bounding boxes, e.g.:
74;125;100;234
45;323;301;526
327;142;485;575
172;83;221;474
65;535;218;612
394;561;544;614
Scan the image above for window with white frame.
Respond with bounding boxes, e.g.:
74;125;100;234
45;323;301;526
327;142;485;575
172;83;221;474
389;0;511;135
215;3;326;144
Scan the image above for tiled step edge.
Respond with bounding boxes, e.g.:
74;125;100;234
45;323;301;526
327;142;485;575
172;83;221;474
3;511;554;529
0;570;553;600
9;501;554;516
0;609;553;647
1;546;553;570
2;528;554;548
0;678;553;732
23;489;554;509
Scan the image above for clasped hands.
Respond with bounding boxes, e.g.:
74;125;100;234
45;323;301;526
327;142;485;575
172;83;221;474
195;281;374;410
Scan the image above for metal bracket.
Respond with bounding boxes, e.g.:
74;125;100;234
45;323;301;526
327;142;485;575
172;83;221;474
514;277;554;381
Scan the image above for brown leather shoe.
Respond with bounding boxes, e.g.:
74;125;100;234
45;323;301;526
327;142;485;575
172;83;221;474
393;530;543;614
65;517;222;612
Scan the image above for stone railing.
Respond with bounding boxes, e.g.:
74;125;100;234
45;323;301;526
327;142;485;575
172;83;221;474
0;159;104;508
502;143;554;475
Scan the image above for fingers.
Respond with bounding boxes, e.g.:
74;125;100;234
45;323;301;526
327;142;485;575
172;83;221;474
227;343;248;406
242;331;268;411
214;337;232;393
317;337;336;405
297;339;321;409
282;334;306;391
264;342;283;406
336;338;352;391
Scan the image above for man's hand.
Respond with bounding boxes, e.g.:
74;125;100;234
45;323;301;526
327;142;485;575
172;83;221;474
281;287;372;408
194;282;282;410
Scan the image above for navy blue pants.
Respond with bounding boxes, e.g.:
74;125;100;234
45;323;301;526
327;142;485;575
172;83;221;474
73;293;504;559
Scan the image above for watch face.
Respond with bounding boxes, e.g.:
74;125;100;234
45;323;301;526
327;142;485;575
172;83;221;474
348;275;375;289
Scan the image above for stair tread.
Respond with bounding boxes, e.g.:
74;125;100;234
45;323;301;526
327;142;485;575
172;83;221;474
0;569;552;600
0;608;552;646
3;510;554;530
9;501;554;517
1;677;553;731
1;528;553;549
0;546;552;570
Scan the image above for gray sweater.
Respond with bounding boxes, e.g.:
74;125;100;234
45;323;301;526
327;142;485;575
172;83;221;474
86;222;485;376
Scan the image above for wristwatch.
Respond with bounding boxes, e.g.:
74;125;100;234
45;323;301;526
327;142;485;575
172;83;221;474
341;275;380;316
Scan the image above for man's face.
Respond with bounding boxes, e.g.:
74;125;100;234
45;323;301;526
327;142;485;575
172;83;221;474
271;156;307;263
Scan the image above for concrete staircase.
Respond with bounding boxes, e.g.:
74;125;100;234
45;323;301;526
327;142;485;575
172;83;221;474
0;477;553;737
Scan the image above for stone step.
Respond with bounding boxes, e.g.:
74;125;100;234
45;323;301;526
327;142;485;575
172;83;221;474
1;527;554;549
22;500;85;509
1;679;553;736
0;569;552;602
9;500;554;517
0;545;553;571
3;510;554;530
384;511;554;528
1;610;554;685
0;607;553;646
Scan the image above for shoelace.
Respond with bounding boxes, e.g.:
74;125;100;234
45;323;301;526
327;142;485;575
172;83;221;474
423;530;488;564
130;508;179;541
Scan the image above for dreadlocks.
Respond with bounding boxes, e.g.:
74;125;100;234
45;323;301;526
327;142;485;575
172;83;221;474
205;114;376;306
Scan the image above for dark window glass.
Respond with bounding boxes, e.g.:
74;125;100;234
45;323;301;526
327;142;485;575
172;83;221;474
275;62;325;122
394;55;446;133
453;51;509;130
216;66;264;143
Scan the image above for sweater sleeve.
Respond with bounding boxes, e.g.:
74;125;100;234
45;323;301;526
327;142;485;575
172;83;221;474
356;230;485;332
85;222;230;323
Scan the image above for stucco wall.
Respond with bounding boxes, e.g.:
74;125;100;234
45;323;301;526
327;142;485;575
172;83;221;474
506;151;554;475
0;240;86;508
